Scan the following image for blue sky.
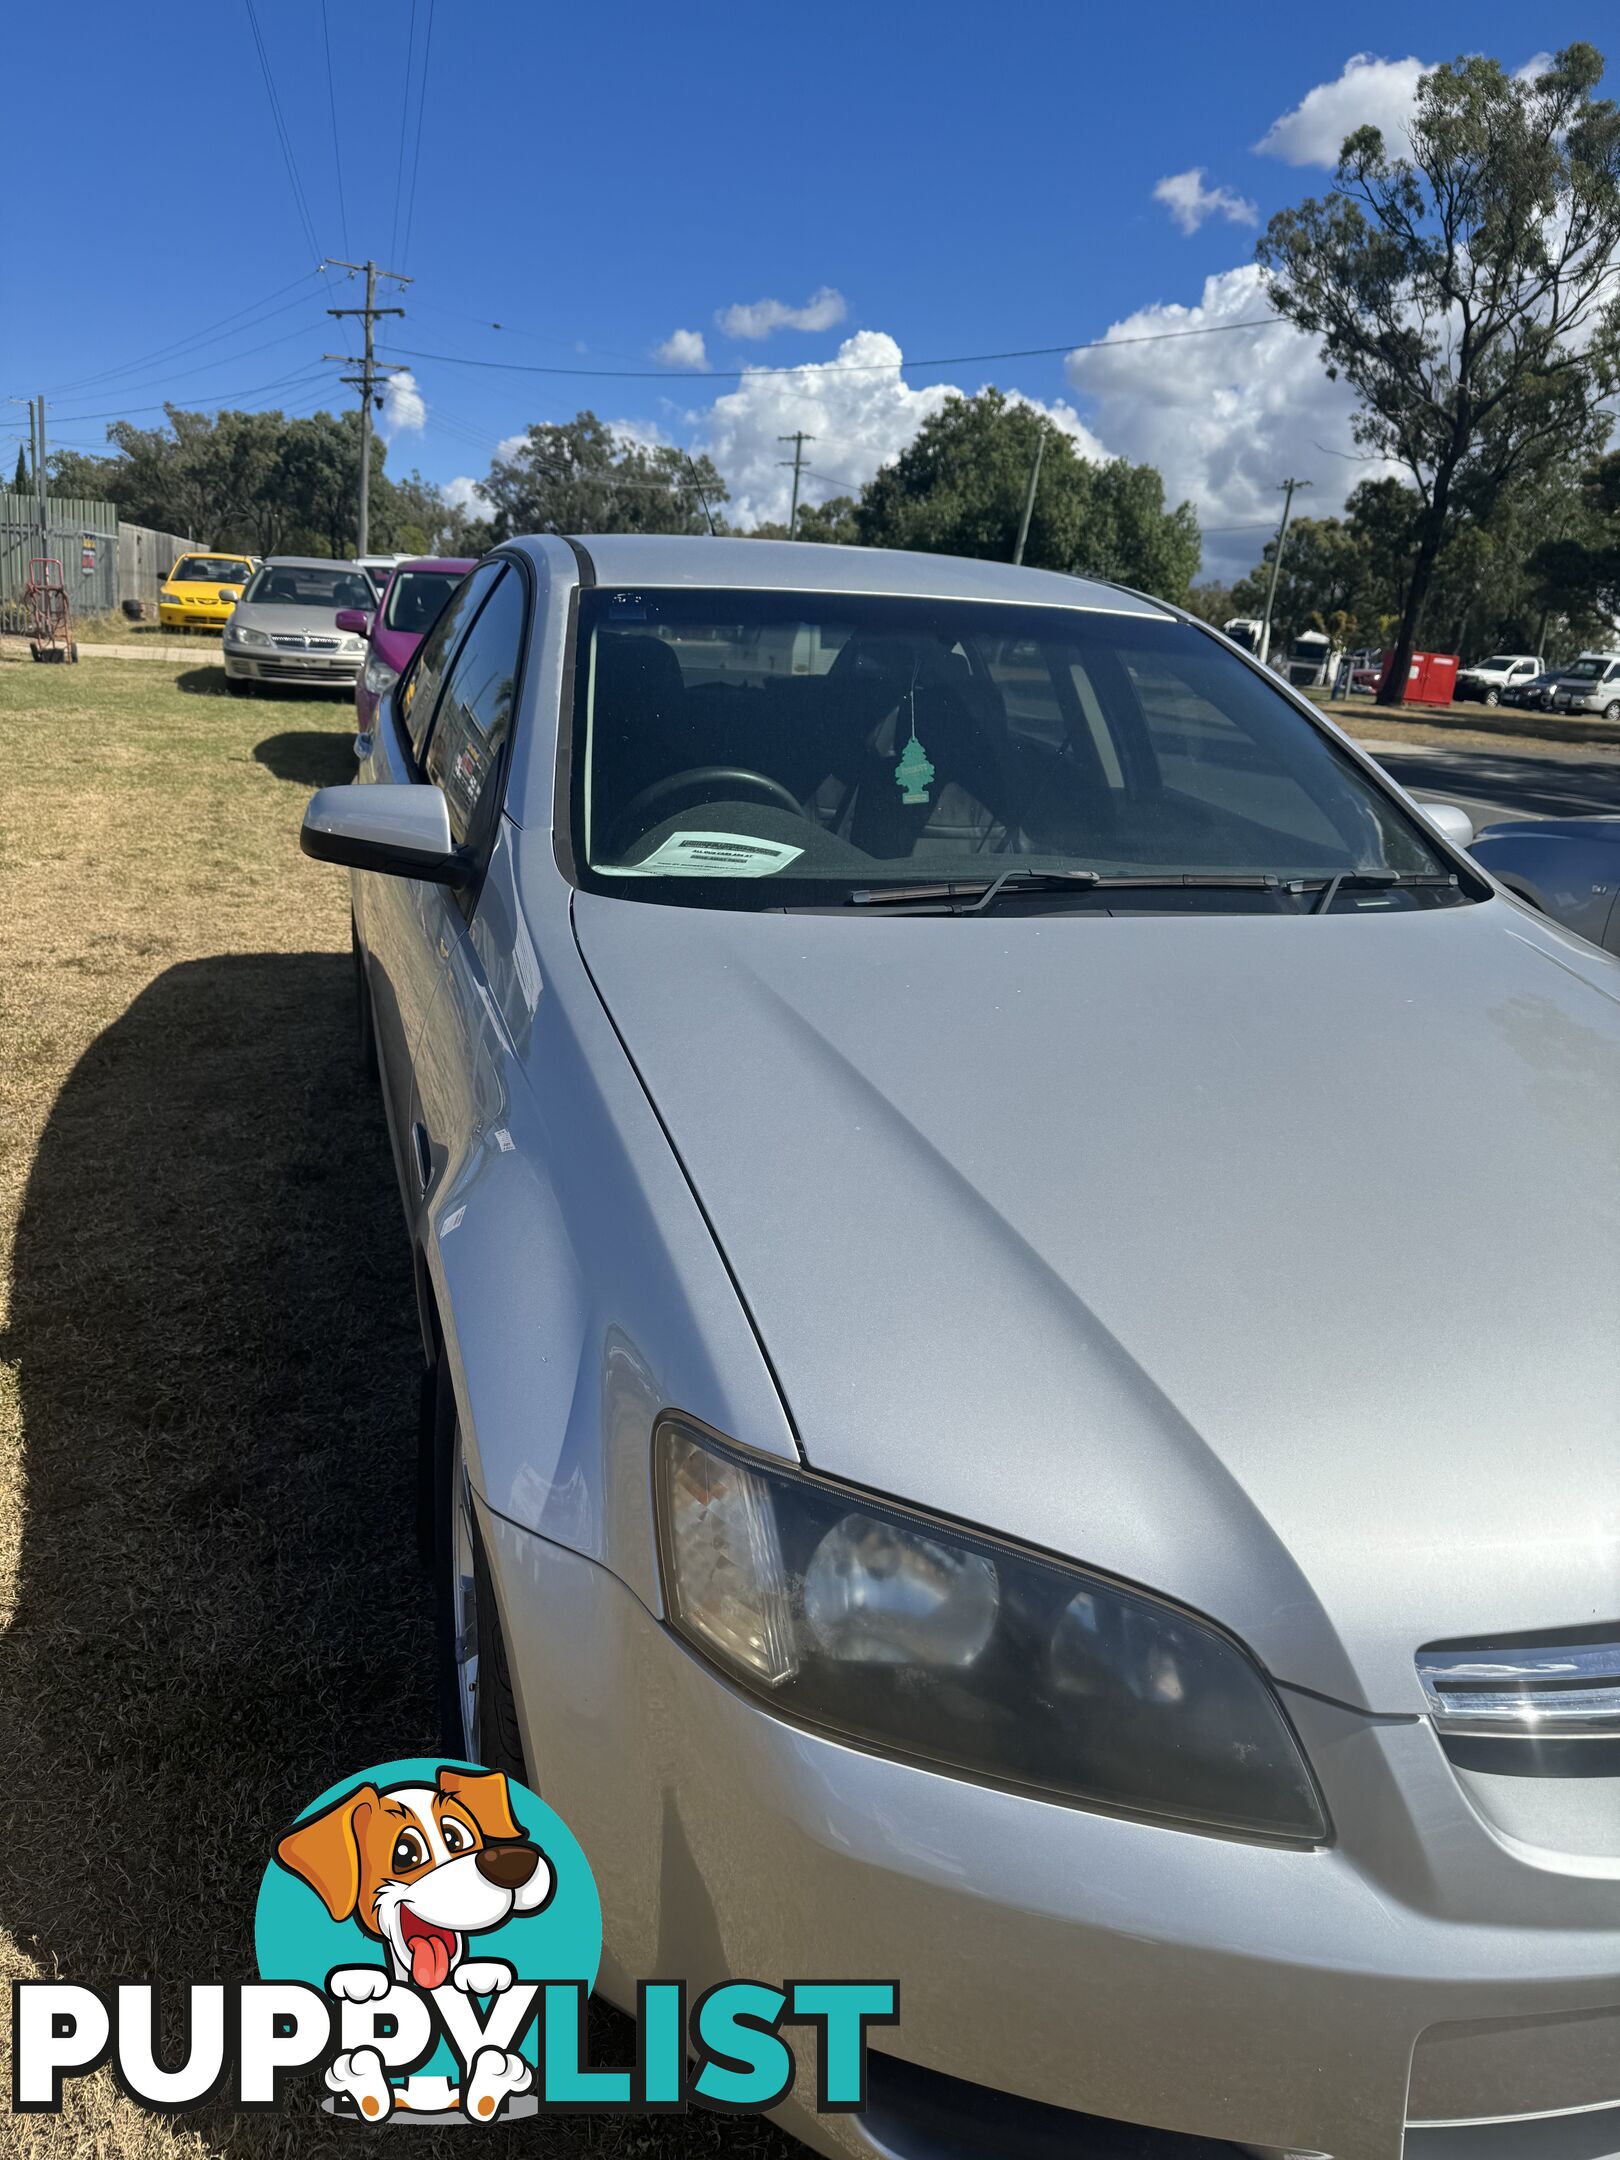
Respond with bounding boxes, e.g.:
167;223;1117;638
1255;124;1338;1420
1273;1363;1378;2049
6;2;1573;575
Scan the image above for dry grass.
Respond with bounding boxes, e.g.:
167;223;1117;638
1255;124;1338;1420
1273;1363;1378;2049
0;654;793;2160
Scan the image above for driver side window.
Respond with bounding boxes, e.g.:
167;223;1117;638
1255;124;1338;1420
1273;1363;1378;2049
400;561;500;764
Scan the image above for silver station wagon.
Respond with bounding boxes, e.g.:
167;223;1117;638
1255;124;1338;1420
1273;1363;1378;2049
303;537;1620;2160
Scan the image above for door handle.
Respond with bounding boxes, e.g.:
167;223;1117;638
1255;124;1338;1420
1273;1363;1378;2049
412;1119;433;1192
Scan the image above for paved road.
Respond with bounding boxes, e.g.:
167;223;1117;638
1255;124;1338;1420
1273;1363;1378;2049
1361;739;1620;828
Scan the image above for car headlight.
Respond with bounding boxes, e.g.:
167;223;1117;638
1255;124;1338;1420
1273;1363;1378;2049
229;624;271;648
654;1421;1327;1843
341;633;364;654
362;655;398;695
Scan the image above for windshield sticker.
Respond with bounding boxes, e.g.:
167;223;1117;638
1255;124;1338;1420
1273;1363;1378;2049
622;832;806;878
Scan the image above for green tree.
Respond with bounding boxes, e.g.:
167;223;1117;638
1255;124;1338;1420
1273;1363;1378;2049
854;390;1200;596
1526;451;1620;638
1229;516;1373;654
11;445;27;493
1259;45;1620;703
481;412;726;538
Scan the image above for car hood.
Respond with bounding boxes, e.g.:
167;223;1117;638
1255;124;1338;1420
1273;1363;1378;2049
370;625;422;672
228;601;352;639
573;891;1620;1712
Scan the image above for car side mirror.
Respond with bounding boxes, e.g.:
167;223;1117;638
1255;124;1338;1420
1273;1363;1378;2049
335;608;372;636
1424;802;1475;848
218;588;237;603
300;783;467;885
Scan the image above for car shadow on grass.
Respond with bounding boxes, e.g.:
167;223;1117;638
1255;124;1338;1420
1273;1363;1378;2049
253;730;359;789
0;953;799;2159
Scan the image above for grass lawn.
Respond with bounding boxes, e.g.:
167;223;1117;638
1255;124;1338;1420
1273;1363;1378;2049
0;654;792;2159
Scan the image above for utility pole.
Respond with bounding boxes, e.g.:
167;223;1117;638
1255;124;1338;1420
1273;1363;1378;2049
1258;477;1309;667
777;431;814;540
324;257;410;556
33;397;47;544
1013;418;1047;566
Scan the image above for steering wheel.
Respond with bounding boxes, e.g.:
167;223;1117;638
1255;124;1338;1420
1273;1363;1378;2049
608;765;804;858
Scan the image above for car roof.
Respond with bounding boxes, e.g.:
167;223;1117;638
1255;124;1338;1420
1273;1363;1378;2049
391;557;477;574
261;554;367;570
522;534;1172;616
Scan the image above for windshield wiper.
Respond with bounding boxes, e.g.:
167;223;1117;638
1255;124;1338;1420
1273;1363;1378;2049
1295;871;1459;915
847;870;1281;914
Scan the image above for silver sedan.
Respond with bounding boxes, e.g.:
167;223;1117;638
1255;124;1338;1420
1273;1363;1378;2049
222;555;377;694
302;536;1620;2160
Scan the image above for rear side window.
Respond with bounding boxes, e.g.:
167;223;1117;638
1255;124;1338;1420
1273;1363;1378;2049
400;559;502;762
424;568;526;845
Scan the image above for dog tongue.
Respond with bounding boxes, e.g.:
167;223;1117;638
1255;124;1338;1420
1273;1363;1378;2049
410;1932;451;1990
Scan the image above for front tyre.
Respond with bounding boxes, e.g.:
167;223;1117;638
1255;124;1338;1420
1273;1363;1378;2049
1482;687;1500;706
435;1368;528;1781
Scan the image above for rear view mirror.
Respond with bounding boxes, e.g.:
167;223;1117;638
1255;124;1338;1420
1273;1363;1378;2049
1424;802;1475;848
300;783;467;885
335;608;372;636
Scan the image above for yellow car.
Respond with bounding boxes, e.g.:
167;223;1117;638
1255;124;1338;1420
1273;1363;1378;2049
158;551;259;629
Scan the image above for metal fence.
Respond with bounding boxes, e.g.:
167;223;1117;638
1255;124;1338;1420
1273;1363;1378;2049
118;520;199;611
0;492;116;631
0;492;195;631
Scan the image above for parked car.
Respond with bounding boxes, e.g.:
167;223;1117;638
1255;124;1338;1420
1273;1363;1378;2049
222;556;378;696
1454;652;1541;704
358;551;408;591
1500;664;1564;710
337;557;474;738
158;550;257;629
1548;651;1620;719
301;537;1619;2160
1471;815;1620;952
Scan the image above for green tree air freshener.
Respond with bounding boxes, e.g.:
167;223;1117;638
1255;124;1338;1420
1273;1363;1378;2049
894;661;935;804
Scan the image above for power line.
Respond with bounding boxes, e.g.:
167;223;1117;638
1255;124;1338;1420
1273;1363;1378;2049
380;315;1277;385
243;0;323;266
49;319;331;417
388;0;420;270
52;368;334;426
400;0;437;270
38;276;322;399
321;0;351;260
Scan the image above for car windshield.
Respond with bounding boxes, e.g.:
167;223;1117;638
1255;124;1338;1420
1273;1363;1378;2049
570;588;1457;912
245;565;377;610
1565;659;1607;680
174;556;251;582
384;569;462;636
1476;656;1520;671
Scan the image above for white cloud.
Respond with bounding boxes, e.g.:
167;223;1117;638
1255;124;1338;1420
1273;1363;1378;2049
1256;53;1429;167
1515;51;1555;82
1153;168;1259;235
716;286;848;341
695;329;1107;529
441;473;489;516
1064;265;1386;578
654;328;709;370
380;368;425;438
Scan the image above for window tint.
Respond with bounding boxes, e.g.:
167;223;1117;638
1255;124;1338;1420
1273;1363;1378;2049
400;560;502;761
425;567;525;845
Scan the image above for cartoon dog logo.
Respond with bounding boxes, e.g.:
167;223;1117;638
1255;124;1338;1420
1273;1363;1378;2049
275;1765;554;2121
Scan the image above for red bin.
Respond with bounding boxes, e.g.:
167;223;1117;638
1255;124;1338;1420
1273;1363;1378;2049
1375;650;1460;705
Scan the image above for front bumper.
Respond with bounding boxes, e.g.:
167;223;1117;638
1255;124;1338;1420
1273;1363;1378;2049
159;605;231;628
484;1511;1620;2160
222;647;362;686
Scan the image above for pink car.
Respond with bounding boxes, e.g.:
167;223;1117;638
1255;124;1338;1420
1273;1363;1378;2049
339;557;476;738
